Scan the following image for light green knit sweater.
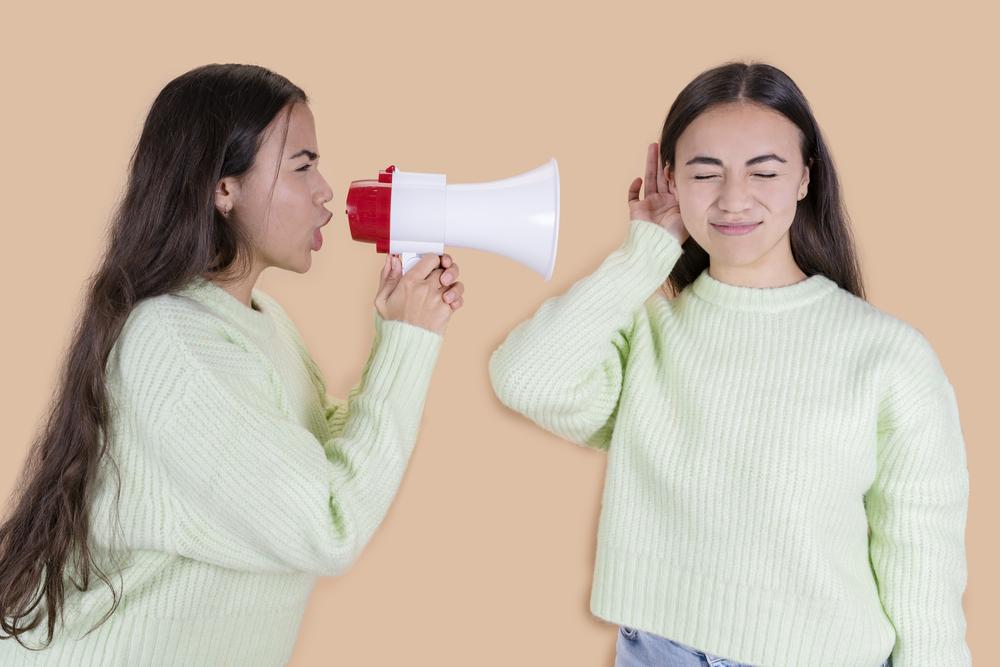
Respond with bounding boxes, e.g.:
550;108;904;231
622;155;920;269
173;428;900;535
0;276;442;666
489;219;971;667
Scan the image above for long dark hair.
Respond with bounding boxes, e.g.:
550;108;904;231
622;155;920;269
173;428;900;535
0;63;307;649
659;60;866;300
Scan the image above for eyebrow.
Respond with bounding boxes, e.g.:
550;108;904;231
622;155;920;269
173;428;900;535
288;149;319;161
684;153;787;167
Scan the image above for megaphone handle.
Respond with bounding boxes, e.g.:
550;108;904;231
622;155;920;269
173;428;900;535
399;252;425;274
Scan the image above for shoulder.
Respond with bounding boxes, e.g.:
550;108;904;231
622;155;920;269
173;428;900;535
111;292;278;419
591;290;677;360
826;286;944;371
139;292;258;367
111;295;194;373
825;289;955;410
252;287;306;346
105;296;197;427
250;287;318;371
640;288;685;337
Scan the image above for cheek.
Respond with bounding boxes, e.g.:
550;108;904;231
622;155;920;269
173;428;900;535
676;184;712;220
759;181;800;213
273;173;312;206
270;185;312;231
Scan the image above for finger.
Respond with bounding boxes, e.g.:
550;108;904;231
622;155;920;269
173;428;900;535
441;262;459;285
379;253;392;284
440;253;453;269
428;267;446;289
377;254;396;293
376;256;402;301
657;153;669;195
449;296;463;310
443;281;464;303
645;143;658;198
628;177;642;202
409;253;443;280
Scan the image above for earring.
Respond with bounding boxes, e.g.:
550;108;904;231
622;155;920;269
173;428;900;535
223;205;232;217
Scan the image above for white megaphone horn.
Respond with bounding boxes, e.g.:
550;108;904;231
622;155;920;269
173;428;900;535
345;159;560;280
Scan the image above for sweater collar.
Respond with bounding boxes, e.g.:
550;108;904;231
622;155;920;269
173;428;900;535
175;275;276;337
690;267;839;312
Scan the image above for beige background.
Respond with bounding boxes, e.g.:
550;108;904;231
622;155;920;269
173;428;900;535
2;2;996;665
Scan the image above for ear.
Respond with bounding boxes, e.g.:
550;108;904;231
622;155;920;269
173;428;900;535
214;177;241;217
798;158;812;199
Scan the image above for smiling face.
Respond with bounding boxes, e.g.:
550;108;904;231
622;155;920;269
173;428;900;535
667;101;811;274
216;101;334;275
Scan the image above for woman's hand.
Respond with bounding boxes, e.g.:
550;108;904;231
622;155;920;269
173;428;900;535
373;253;465;335
436;253;464;311
627;142;688;245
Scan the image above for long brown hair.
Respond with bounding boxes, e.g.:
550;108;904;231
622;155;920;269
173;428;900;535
0;63;307;649
659;60;866;300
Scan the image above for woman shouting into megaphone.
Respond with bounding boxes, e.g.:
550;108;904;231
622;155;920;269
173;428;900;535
0;63;464;666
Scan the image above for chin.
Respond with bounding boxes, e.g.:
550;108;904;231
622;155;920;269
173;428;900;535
276;256;310;274
704;242;761;264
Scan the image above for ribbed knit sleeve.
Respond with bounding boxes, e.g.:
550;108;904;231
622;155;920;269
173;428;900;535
155;307;443;576
865;331;971;666
271;299;374;447
318;387;350;440
488;219;683;450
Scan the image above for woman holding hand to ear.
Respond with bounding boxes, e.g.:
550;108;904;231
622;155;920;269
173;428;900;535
0;63;463;666
490;61;969;667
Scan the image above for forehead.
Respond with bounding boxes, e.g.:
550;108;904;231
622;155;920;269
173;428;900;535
282;102;317;149
677;102;801;162
258;102;317;156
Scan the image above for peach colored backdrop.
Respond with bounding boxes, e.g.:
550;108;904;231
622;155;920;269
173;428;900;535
2;2;994;665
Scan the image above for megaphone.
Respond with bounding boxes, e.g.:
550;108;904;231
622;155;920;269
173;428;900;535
345;159;560;280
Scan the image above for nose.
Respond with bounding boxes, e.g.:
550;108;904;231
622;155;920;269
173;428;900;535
316;187;334;208
316;174;334;207
717;176;753;213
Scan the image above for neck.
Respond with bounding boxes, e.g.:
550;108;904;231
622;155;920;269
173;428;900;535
707;234;806;288
209;260;265;310
707;262;808;289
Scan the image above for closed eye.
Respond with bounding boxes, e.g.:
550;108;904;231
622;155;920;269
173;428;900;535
296;164;312;172
694;173;777;180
